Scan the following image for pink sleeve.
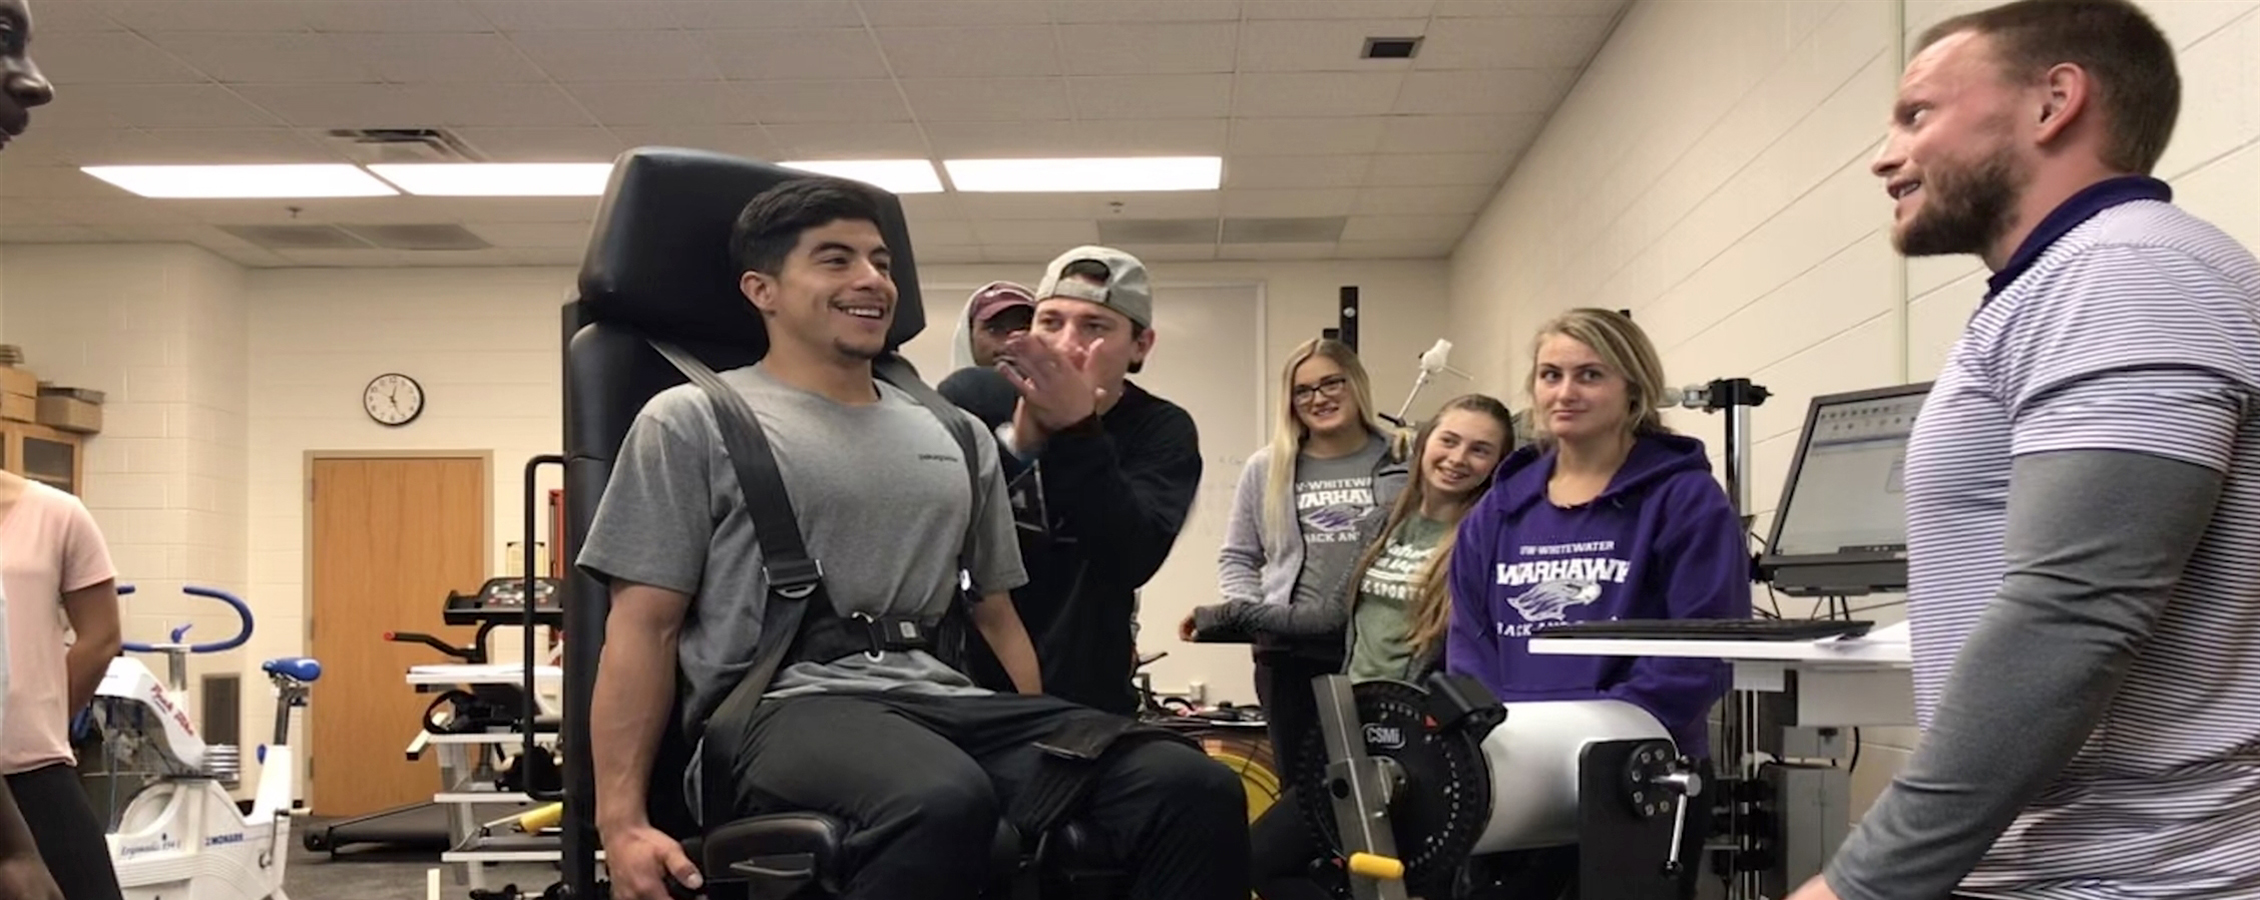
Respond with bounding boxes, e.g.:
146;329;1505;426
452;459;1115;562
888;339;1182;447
60;498;118;593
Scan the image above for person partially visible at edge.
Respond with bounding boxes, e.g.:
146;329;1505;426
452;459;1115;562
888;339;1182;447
1183;337;1406;775
941;246;1203;715
950;280;1035;371
0;2;66;898
1239;394;1514;900
1794;2;2260;899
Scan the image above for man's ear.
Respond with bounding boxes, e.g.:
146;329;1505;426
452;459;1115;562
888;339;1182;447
1132;326;1157;366
741;269;777;316
2034;62;2089;145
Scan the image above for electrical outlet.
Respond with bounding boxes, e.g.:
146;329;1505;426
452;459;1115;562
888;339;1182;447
1188;680;1207;703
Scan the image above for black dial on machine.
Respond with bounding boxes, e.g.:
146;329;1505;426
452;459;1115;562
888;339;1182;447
1282;678;1499;891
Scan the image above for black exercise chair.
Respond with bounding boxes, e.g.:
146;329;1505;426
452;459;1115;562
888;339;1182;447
557;146;1128;900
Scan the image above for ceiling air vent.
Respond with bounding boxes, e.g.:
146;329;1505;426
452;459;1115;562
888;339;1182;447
1097;218;1221;245
340;224;492;251
218;224;372;250
1221;216;1349;244
324;128;482;165
1362;37;1422;60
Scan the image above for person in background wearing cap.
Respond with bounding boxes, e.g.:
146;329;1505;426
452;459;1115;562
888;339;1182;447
951;281;1036;371
0;4;67;899
941;247;1201;715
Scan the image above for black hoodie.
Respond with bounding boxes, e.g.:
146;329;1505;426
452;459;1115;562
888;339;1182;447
939;366;1203;714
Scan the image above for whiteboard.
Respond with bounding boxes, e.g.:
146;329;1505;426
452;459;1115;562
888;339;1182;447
903;281;1267;705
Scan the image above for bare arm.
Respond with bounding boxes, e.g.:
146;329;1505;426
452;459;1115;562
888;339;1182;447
969;592;1042;694
591;581;688;835
62;579;121;715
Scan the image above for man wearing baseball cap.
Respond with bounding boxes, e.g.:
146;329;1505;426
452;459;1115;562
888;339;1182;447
943;246;1202;714
950;280;1036;371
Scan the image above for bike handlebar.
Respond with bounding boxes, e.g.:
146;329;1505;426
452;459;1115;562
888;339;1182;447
117;584;256;654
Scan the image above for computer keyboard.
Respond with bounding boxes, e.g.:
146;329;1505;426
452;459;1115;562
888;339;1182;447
1539;618;1875;642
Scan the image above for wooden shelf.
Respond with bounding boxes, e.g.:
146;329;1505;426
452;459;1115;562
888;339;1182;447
2;421;82;495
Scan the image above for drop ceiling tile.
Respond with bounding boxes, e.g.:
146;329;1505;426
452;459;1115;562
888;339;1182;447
53;197;203;227
0;128;141;168
922;119;1225;157
1049;0;1242;22
0;199;83;227
1335;238;1452;258
957;192;1223;221
22;1;121;31
981;244;1068;264
467;222;595;249
92;1;305;32
0;164;125;199
1222;155;1370;190
660;1;866;29
509;30;724;82
62;85;281;129
442;198;611;223
878;26;1063;78
1375;113;1544;154
1355;185;1489;215
452;127;626;162
398;83;599;127
1365;152;1507;186
1241;1;1436;20
467;0;674;31
568;83;762;127
1109;243;1219;261
972;219;1102;245
1069;75;1232;120
1233;72;1404;117
1222;242;1339;260
91;223;240;242
919;245;988;264
1055;22;1239;75
1221;188;1358;217
747;80;917;124
232;84;424;128
899;78;1070;123
702;29;890;81
493;248;590;266
1413;15;1617;69
1228;117;1386;156
273;248;404;267
858;0;1052;27
339;33;551;83
1340;213;1474;242
606;126;779;161
27;32;207;85
1394;69;1578;115
303;1;497;32
904;218;978;246
0;225;115;242
1237;18;1428;72
760;122;929;159
140;32;384;84
1435;0;1628;16
897;193;964;223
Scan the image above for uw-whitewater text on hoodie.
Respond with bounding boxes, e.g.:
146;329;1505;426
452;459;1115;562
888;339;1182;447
1445;432;1750;758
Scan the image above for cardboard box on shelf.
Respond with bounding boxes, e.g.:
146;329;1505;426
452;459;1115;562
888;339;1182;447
0;392;33;423
36;396;100;434
0;366;37;400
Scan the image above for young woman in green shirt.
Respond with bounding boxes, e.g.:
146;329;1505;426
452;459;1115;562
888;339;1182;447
1248;392;1516;900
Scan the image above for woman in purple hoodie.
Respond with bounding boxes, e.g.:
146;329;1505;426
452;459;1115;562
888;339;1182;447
1445;307;1749;893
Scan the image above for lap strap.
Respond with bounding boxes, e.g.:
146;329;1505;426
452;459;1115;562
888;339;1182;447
793;612;942;664
1006;716;1201;838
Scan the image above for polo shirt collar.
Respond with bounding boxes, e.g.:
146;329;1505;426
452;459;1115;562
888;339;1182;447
1986;174;2173;299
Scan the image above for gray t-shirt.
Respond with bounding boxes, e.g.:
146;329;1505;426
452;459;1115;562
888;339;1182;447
577;363;1027;729
1290;434;1390;610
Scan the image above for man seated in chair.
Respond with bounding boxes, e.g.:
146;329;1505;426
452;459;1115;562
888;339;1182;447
579;175;1250;900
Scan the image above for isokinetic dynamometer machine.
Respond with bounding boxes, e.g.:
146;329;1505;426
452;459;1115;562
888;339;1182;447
1287;672;1706;900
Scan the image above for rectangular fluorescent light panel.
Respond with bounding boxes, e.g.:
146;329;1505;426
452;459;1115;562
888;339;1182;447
80;164;399;199
368;162;615;197
943;156;1222;192
778;159;944;194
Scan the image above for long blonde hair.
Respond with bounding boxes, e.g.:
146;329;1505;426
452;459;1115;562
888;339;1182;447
1344;394;1516;660
1262;338;1395;539
1525;308;1673;446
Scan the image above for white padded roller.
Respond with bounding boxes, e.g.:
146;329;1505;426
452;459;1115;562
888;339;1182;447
1472;698;1673;854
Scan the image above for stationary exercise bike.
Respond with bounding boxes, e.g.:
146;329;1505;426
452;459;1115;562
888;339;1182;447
81;583;321;900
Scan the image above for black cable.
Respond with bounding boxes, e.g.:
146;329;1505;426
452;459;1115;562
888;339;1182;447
1849;727;1863;773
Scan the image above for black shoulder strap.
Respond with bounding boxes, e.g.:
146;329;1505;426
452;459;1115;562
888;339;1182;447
644;338;829;829
876;355;983;591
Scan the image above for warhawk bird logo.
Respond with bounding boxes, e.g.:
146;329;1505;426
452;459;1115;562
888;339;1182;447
1508;580;1603;622
1302;504;1372;534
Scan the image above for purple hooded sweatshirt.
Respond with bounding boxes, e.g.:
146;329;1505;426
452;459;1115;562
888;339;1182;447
1445;431;1750;759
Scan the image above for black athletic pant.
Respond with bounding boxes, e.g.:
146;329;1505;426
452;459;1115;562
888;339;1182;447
6;763;124;900
712;690;1250;900
1252;650;1341;779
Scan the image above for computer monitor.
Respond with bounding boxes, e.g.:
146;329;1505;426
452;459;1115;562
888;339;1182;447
1758;381;1932;597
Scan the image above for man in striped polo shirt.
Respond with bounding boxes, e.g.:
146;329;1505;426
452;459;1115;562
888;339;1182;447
1791;2;2260;899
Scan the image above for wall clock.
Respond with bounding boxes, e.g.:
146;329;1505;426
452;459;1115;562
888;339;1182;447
364;372;425;427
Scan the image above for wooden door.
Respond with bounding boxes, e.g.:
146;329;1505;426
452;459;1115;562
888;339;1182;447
308;456;487;817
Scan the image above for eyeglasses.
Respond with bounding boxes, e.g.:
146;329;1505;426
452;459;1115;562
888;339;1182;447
1292;376;1350;404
